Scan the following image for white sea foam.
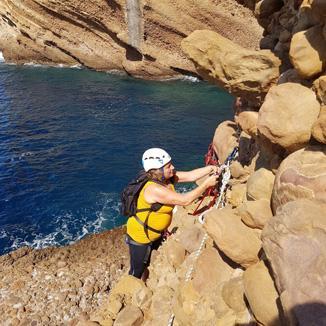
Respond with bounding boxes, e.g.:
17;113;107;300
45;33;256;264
24;62;44;67
0;51;5;63
160;75;200;83
4;193;122;253
182;75;200;83
106;69;127;76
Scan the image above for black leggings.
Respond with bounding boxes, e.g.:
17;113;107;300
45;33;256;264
127;236;162;279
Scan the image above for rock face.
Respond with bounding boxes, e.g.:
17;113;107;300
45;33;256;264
312;105;326;144
272;145;326;212
262;199;326;325
235;110;259;137
181;29;281;104
238;199;273;229
243;260;281;326
246;168;275;201
205;207;261;268
289;25;326;79
0;0;262;79
257;83;321;152
213;120;238;163
313;75;326;105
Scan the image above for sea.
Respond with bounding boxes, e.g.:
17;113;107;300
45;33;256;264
0;56;233;255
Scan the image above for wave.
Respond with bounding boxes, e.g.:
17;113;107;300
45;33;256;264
22;62;82;69
181;75;200;83
0;51;5;63
1;193;122;254
160;75;201;83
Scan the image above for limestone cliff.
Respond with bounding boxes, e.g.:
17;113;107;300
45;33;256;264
0;0;262;79
95;1;325;325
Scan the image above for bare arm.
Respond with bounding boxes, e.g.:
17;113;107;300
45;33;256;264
144;174;218;206
175;165;219;183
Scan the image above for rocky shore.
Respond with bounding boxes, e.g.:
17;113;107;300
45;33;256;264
1;0;326;325
0;228;129;325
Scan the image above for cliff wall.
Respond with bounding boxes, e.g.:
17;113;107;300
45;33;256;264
0;0;262;79
94;1;326;325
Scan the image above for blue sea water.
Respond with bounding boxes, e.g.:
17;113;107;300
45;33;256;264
0;62;233;255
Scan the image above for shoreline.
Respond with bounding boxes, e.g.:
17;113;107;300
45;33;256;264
0;226;129;324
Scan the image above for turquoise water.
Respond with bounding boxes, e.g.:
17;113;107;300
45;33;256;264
0;63;233;254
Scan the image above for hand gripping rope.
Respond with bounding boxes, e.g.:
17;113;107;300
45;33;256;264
167;147;238;326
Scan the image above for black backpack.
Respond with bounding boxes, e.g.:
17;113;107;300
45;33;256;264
120;170;149;217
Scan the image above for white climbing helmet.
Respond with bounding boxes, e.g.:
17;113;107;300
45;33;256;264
142;148;171;172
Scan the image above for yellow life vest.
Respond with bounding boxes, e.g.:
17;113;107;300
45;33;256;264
126;180;175;244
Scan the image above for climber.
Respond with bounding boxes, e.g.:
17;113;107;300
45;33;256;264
125;147;220;280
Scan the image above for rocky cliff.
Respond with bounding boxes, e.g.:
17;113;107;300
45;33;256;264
0;0;262;79
92;1;325;325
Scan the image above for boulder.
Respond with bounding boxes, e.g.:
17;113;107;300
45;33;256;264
262;199;326;325
132;286;152;311
238;199;273;229
173;282;216;325
246;168;275;201
192;247;233;294
114;305;143;326
257;83;320;152
175;225;206;254
204;207;261;268
110;275;145;300
222;275;247;314
173;281;237;326
235;111;259;137
228;183;247;207
272;145;326;212
147;246;179;290
213;120;238;164
254;0;283;19
230;161;251;181
312;105;326;144
289;25;326;78
243;260;281;325
96;275;147;320
181;30;281;104
148;286;174;325
313;75;326;105
164;239;186;269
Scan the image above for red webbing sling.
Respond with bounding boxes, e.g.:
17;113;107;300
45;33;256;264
189;142;219;216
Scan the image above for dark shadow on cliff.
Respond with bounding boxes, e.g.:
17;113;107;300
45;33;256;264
235;302;326;326
104;0;122;11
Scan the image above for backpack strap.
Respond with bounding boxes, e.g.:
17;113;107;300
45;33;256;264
133;214;163;235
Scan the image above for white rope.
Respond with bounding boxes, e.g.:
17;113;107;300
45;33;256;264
167;232;208;326
167;149;238;326
167;314;175;326
198;162;231;225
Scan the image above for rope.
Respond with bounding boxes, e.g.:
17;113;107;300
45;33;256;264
167;147;238;326
198;147;238;224
167;232;208;326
